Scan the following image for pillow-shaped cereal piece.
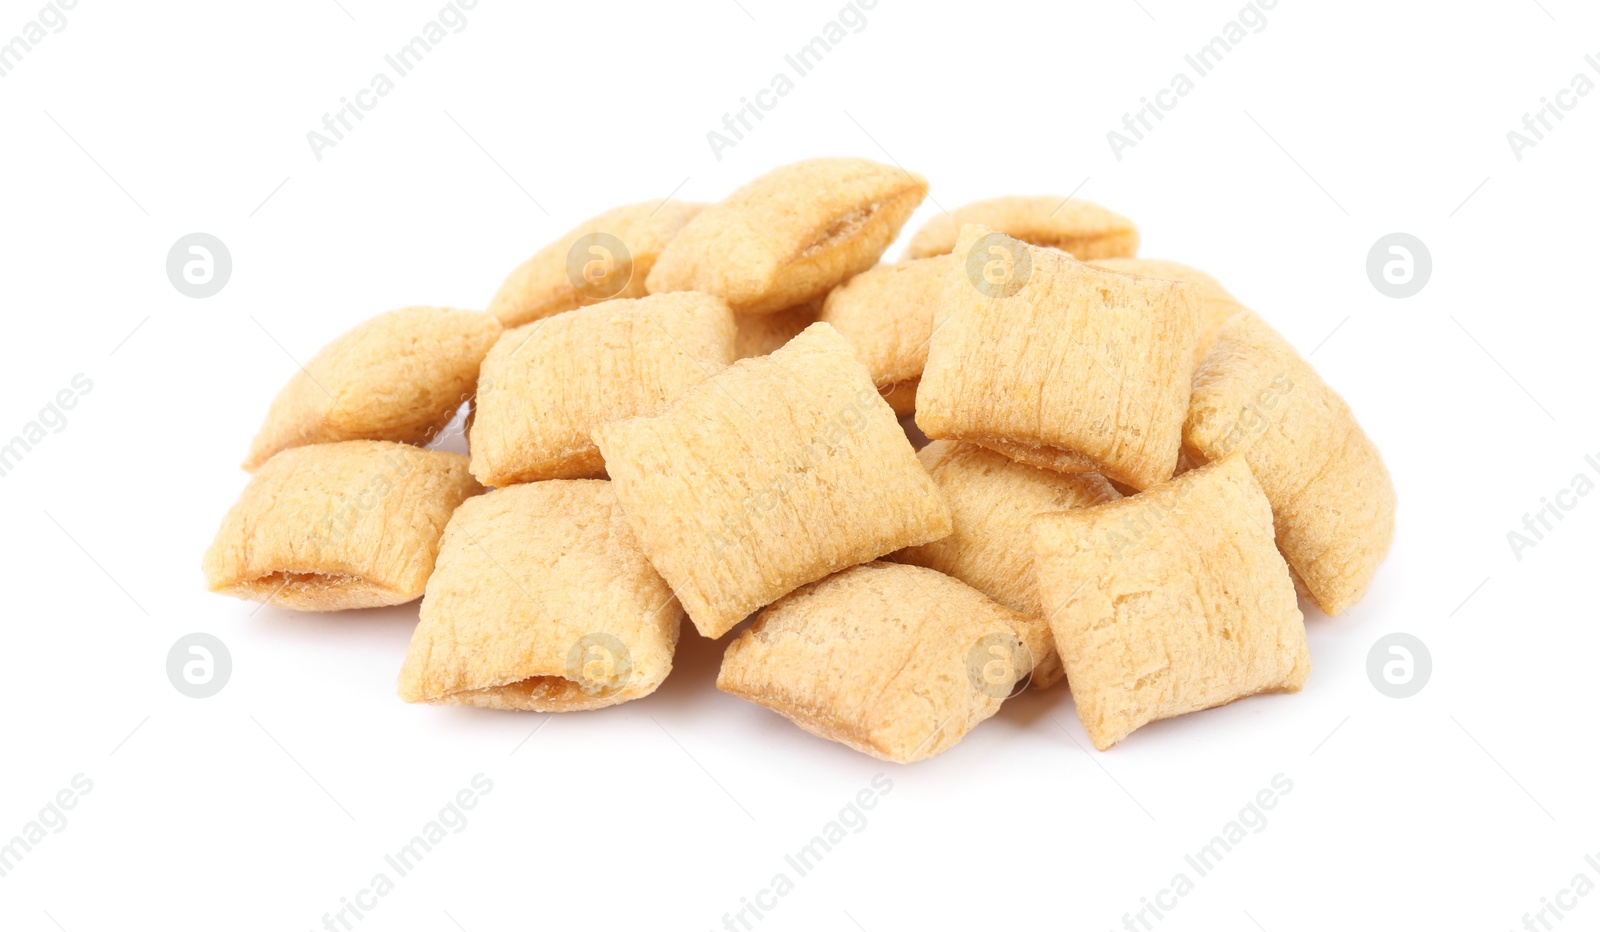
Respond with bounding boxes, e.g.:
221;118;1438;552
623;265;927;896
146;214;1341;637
397;480;681;711
487;200;705;328
1031;455;1309;750
243;307;501;471
905;195;1138;261
734;298;823;360
592;322;952;638
645;158;927;315
717;562;1047;763
917;225;1201;490
1090;257;1255;369
819;256;951;414
469;292;736;486
1184;313;1395;615
895;440;1118;690
203;441;482;611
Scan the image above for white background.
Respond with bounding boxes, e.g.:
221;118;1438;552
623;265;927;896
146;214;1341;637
1;1;1596;930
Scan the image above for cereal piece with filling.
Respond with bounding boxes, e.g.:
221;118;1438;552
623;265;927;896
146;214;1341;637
243;307;501;471
1184;312;1395;615
469;292;735;486
818;256;951;415
487;200;705;328
592;322;951;638
398;480;681;711
917;225;1201;490
718;562;1046;763
895;440;1119;690
203;441;482;611
1031;455;1309;750
646;158;927;315
906;195;1138;261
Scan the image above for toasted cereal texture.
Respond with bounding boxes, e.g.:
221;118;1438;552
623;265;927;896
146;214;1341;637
1030;651;1068;691
468;292;736;485
1031;455;1309;750
880;377;919;416
1184;313;1395;615
242;307;501;471
645;158;927;315
906;195;1138;261
916;225;1201;490
717;562;1046;763
487;200;705;328
592;322;952;638
895;440;1119;690
819;256;950;408
1090;257;1256;369
734;298;823;359
203;441;482;611
397;481;681;711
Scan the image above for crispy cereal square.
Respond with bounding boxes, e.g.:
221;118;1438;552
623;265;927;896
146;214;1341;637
917;224;1200;490
1031;455;1309;750
243;307;501;471
718;562;1046;763
469;292;735;485
398;480;681;711
592;322;951;637
204;441;482;611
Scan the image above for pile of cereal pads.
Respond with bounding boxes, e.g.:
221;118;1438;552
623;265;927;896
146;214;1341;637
203;158;1395;761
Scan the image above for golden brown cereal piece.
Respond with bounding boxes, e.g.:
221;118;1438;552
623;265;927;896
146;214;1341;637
487;200;705;328
203;441;482;611
733;298;823;360
1090;257;1255;369
879;378;919;416
645;158;927;315
717;562;1046;763
895;440;1119;690
469;292;736;486
397;480;681;711
242;307;501;471
819;256;950;411
1184;313;1395;615
916;225;1201;490
592;322;952;638
905;195;1138;261
1031;455;1309;750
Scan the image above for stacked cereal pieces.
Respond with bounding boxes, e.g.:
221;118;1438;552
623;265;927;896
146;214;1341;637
203;156;1395;762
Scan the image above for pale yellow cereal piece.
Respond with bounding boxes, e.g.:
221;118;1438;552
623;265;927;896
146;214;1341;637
203;441;482;611
895;440;1119;690
487;200;705;328
818;256;950;410
906;195;1138;261
1184;313;1396;615
468;292;736;485
916;225;1201;490
717;562;1046;763
397;480;681;711
1090;257;1256;369
1031;455;1309;750
733;298;823;360
645;158;927;315
243;307;501;471
592;322;951;638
